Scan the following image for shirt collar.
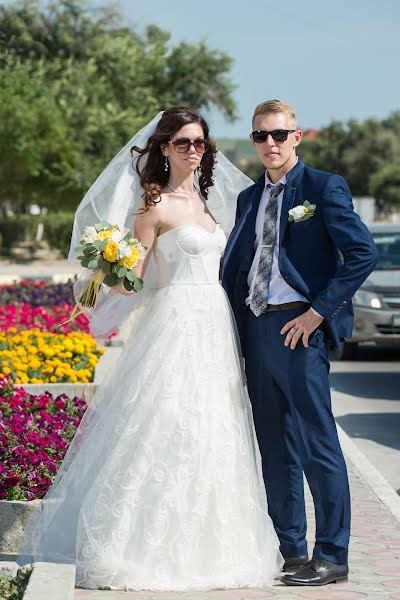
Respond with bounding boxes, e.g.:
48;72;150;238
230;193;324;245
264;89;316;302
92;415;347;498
264;157;299;189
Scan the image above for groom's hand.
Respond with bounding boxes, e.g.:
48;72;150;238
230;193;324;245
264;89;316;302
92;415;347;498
280;309;324;349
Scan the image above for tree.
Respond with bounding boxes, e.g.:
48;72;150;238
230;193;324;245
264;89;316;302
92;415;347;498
369;161;400;210
0;0;237;210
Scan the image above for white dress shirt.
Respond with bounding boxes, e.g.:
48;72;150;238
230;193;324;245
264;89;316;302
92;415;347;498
246;161;309;306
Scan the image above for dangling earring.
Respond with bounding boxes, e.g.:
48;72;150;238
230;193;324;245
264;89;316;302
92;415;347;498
164;157;169;172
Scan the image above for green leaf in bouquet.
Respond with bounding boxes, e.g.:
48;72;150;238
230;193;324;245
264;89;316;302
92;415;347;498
125;269;136;282
95;220;112;232
75;244;85;253
93;239;107;251
101;260;113;274
81;256;91;268
83;244;96;255
88;257;100;269
103;273;119;287
133;276;144;292
123;278;134;291
76;255;85;260
114;265;128;278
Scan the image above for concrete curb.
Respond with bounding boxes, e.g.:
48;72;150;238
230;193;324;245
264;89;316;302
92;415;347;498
337;422;400;524
22;562;76;600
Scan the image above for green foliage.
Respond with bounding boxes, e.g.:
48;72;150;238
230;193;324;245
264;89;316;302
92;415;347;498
0;565;33;600
41;212;75;257
369;160;400;208
0;215;38;253
0;212;74;257
0;0;237;211
298;116;400;203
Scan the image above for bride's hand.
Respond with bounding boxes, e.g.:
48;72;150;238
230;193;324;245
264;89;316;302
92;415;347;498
110;282;135;296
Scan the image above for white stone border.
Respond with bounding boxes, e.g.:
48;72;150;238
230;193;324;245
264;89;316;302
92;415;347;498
337;423;400;525
23;562;76;600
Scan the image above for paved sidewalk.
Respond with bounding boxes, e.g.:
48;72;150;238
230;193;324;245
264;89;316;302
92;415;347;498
0;257;81;283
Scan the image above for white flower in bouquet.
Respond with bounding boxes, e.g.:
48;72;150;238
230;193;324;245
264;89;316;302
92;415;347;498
118;240;132;258
111;229;124;243
82;226;97;243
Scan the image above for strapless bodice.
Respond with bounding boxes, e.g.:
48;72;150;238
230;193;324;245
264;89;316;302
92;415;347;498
153;224;226;287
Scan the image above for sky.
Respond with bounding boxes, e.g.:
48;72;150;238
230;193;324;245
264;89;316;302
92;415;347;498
3;0;400;138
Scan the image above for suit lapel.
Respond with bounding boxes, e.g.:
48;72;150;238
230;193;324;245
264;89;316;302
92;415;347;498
224;175;264;266
279;184;297;245
279;159;305;245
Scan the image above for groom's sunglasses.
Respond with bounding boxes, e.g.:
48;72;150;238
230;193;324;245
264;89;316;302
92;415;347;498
252;129;296;143
168;138;208;154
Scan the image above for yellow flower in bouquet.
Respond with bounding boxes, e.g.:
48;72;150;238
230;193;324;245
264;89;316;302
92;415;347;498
63;221;146;324
103;241;119;262
97;230;112;241
118;245;140;269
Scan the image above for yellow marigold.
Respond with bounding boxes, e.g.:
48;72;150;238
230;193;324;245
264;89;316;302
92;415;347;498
2;367;11;374
97;230;112;241
103;241;118;262
50;376;57;383
118;245;140;269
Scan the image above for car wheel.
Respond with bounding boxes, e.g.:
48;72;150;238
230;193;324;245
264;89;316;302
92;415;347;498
333;342;358;360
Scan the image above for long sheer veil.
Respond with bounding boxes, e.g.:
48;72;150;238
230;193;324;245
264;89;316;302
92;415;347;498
18;110;254;567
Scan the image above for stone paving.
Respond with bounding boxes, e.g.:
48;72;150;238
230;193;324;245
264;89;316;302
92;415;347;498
72;459;400;600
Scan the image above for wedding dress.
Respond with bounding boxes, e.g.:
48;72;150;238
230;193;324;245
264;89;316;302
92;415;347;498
22;223;283;591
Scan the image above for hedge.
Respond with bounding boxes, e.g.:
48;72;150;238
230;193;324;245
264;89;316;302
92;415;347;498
0;213;74;258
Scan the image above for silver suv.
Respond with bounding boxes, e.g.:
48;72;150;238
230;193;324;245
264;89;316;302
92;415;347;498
337;223;400;359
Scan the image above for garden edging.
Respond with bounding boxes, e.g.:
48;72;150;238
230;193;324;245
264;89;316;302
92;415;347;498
22;562;76;600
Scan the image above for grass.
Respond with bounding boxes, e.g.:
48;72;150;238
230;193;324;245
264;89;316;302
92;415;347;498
0;565;33;600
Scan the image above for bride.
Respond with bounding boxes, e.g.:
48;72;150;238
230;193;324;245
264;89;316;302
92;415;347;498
19;107;283;591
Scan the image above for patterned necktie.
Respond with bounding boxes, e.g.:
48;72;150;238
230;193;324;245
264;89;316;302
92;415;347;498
250;182;285;317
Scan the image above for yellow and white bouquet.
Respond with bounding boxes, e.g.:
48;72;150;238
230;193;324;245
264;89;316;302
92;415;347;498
67;221;146;322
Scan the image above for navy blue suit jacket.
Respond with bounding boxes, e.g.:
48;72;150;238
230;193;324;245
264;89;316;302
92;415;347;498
221;159;378;348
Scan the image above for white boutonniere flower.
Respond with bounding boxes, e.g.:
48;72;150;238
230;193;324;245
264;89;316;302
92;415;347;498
288;201;316;223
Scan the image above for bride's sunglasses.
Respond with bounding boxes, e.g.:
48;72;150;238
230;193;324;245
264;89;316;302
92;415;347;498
168;137;208;154
252;129;296;143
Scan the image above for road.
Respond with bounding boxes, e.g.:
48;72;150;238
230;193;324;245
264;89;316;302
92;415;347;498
330;345;400;493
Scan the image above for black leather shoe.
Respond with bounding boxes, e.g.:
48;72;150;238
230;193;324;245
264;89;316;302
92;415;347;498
281;559;349;586
282;554;309;572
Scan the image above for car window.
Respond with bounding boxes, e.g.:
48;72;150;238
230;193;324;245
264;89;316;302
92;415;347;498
373;232;400;269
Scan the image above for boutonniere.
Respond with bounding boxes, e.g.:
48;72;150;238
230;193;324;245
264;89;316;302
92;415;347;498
288;201;316;223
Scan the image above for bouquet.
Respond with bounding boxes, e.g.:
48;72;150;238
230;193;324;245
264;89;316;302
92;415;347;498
66;221;146;323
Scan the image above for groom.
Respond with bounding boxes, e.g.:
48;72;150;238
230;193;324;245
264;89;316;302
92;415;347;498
222;100;378;586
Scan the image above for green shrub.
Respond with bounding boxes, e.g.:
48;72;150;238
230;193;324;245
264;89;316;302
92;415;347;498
0;216;38;255
0;213;74;258
0;565;33;600
42;212;74;258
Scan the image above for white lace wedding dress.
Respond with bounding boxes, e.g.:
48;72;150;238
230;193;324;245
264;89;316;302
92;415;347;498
22;224;283;591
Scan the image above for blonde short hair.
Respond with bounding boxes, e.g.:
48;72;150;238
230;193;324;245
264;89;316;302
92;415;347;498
252;99;297;127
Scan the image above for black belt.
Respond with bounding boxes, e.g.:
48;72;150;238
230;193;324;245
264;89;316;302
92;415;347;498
263;301;310;313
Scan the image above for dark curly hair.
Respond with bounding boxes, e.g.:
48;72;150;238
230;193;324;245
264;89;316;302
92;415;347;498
131;106;217;210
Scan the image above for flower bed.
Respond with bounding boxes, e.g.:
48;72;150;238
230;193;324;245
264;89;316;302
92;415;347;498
0;279;75;307
0;329;104;384
0;303;90;333
0;375;86;500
